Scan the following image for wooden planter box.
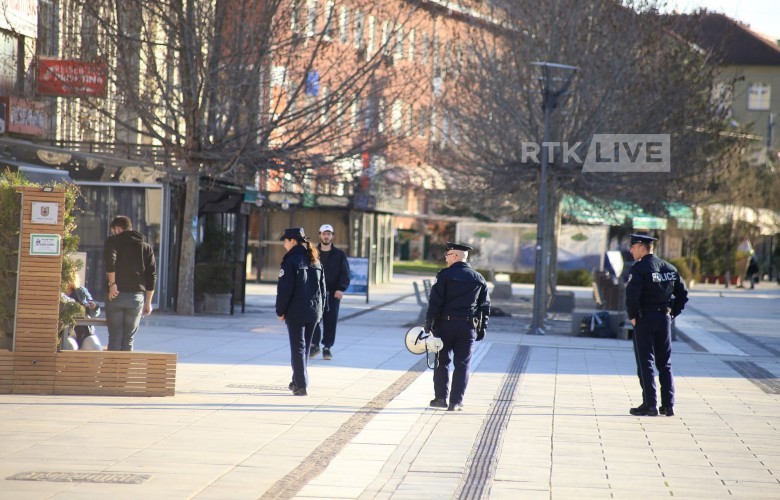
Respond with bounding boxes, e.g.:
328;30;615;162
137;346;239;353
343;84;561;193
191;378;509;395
2;187;177;397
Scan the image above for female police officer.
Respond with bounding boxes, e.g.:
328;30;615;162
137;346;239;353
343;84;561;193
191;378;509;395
276;227;327;396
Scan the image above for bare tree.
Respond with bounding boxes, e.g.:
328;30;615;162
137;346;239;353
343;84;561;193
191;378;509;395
57;0;428;314
435;1;745;288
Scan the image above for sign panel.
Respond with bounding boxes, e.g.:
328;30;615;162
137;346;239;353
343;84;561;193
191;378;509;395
37;59;108;97
31;202;59;224
8;98;47;137
0;0;38;38
345;257;368;295
30;234;61;256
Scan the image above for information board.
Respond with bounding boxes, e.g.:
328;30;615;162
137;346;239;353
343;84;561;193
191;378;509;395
345;257;369;302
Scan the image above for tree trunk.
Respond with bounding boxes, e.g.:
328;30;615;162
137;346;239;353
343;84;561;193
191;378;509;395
176;174;199;315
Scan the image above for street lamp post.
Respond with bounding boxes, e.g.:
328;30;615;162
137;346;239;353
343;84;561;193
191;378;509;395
528;62;578;335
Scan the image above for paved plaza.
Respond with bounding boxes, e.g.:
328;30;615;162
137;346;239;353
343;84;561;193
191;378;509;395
0;275;779;499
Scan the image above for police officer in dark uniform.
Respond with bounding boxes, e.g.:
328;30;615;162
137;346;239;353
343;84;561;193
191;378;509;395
276;228;327;396
625;234;688;417
424;242;490;411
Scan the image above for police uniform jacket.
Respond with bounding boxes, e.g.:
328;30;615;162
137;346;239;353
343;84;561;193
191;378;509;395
275;245;327;324
317;244;351;296
625;254;688;321
426;262;490;329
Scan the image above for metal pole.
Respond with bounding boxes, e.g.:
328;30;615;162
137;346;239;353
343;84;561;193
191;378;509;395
527;62;577;335
529;84;553;335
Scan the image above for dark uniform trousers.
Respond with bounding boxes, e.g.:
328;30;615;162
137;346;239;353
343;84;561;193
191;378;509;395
287;321;317;389
433;319;476;405
632;310;674;408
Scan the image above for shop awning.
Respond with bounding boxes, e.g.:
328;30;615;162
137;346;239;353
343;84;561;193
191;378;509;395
562;196;679;230
0;159;73;184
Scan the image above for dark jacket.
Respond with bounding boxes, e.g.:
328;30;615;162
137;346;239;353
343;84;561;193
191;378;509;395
425;262;491;330
317;244;351;295
68;287;100;343
625;254;689;320
275;244;327;324
103;230;157;293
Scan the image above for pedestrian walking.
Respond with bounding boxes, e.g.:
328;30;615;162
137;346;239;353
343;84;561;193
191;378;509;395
310;223;350;361
103;215;156;351
424;242;490;411
625;234;688;417
276;227;327;396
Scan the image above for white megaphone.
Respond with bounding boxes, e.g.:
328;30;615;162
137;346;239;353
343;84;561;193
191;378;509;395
404;326;443;369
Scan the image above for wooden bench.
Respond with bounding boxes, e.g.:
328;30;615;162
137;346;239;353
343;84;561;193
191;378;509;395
0;187;177;397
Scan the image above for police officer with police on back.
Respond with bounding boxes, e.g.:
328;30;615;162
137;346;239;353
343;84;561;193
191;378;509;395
625;234;688;417
424;242;490;411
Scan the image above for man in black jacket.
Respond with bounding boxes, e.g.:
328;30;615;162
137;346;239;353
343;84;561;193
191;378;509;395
103;215;156;351
310;224;350;360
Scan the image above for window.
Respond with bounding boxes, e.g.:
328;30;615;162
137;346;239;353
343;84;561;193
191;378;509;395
394;25;404;61
378;98;386;134
408;29;415;62
417;107;427;137
339;6;349;44
324;1;335;40
430;108;438;141
406;103;414;137
350;99;359;128
391;100;403;134
353;11;365;49
306;0;318;37
291;0;301;33
421;33;429;65
336;96;344;126
747;82;771;111
381;21;390;55
366;15;375;59
320;86;329;124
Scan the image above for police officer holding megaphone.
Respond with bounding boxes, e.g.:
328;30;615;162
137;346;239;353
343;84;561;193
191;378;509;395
423;242;490;412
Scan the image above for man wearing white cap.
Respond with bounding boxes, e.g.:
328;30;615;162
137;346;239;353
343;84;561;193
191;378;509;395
310;223;351;360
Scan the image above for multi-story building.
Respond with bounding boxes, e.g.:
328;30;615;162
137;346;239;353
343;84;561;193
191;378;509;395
0;0;502;309
690;13;780;164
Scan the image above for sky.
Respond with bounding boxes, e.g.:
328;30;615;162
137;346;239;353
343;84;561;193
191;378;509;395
664;0;780;42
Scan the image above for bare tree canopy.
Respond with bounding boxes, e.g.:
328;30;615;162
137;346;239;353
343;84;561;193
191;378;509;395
62;0;428;313
436;0;746;221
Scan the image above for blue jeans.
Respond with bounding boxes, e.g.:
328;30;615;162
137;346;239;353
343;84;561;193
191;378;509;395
105;292;144;351
287;321;317;389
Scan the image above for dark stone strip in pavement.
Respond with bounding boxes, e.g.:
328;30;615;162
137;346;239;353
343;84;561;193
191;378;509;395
673;328;708;352
456;345;531;500
340;293;415;322
259;356;429;499
687;305;780;357
724;360;780;395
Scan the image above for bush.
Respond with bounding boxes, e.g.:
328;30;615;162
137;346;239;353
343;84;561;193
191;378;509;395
669;258;694;284
558;269;593;286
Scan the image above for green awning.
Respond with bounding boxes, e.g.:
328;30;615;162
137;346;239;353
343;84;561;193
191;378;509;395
562;196;699;229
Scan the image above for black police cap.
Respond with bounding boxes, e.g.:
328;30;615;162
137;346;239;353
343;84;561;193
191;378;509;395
446;242;473;252
280;227;307;241
630;233;657;245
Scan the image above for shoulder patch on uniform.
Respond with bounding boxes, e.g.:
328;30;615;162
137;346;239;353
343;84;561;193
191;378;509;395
627;273;632;283
279;268;285;278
